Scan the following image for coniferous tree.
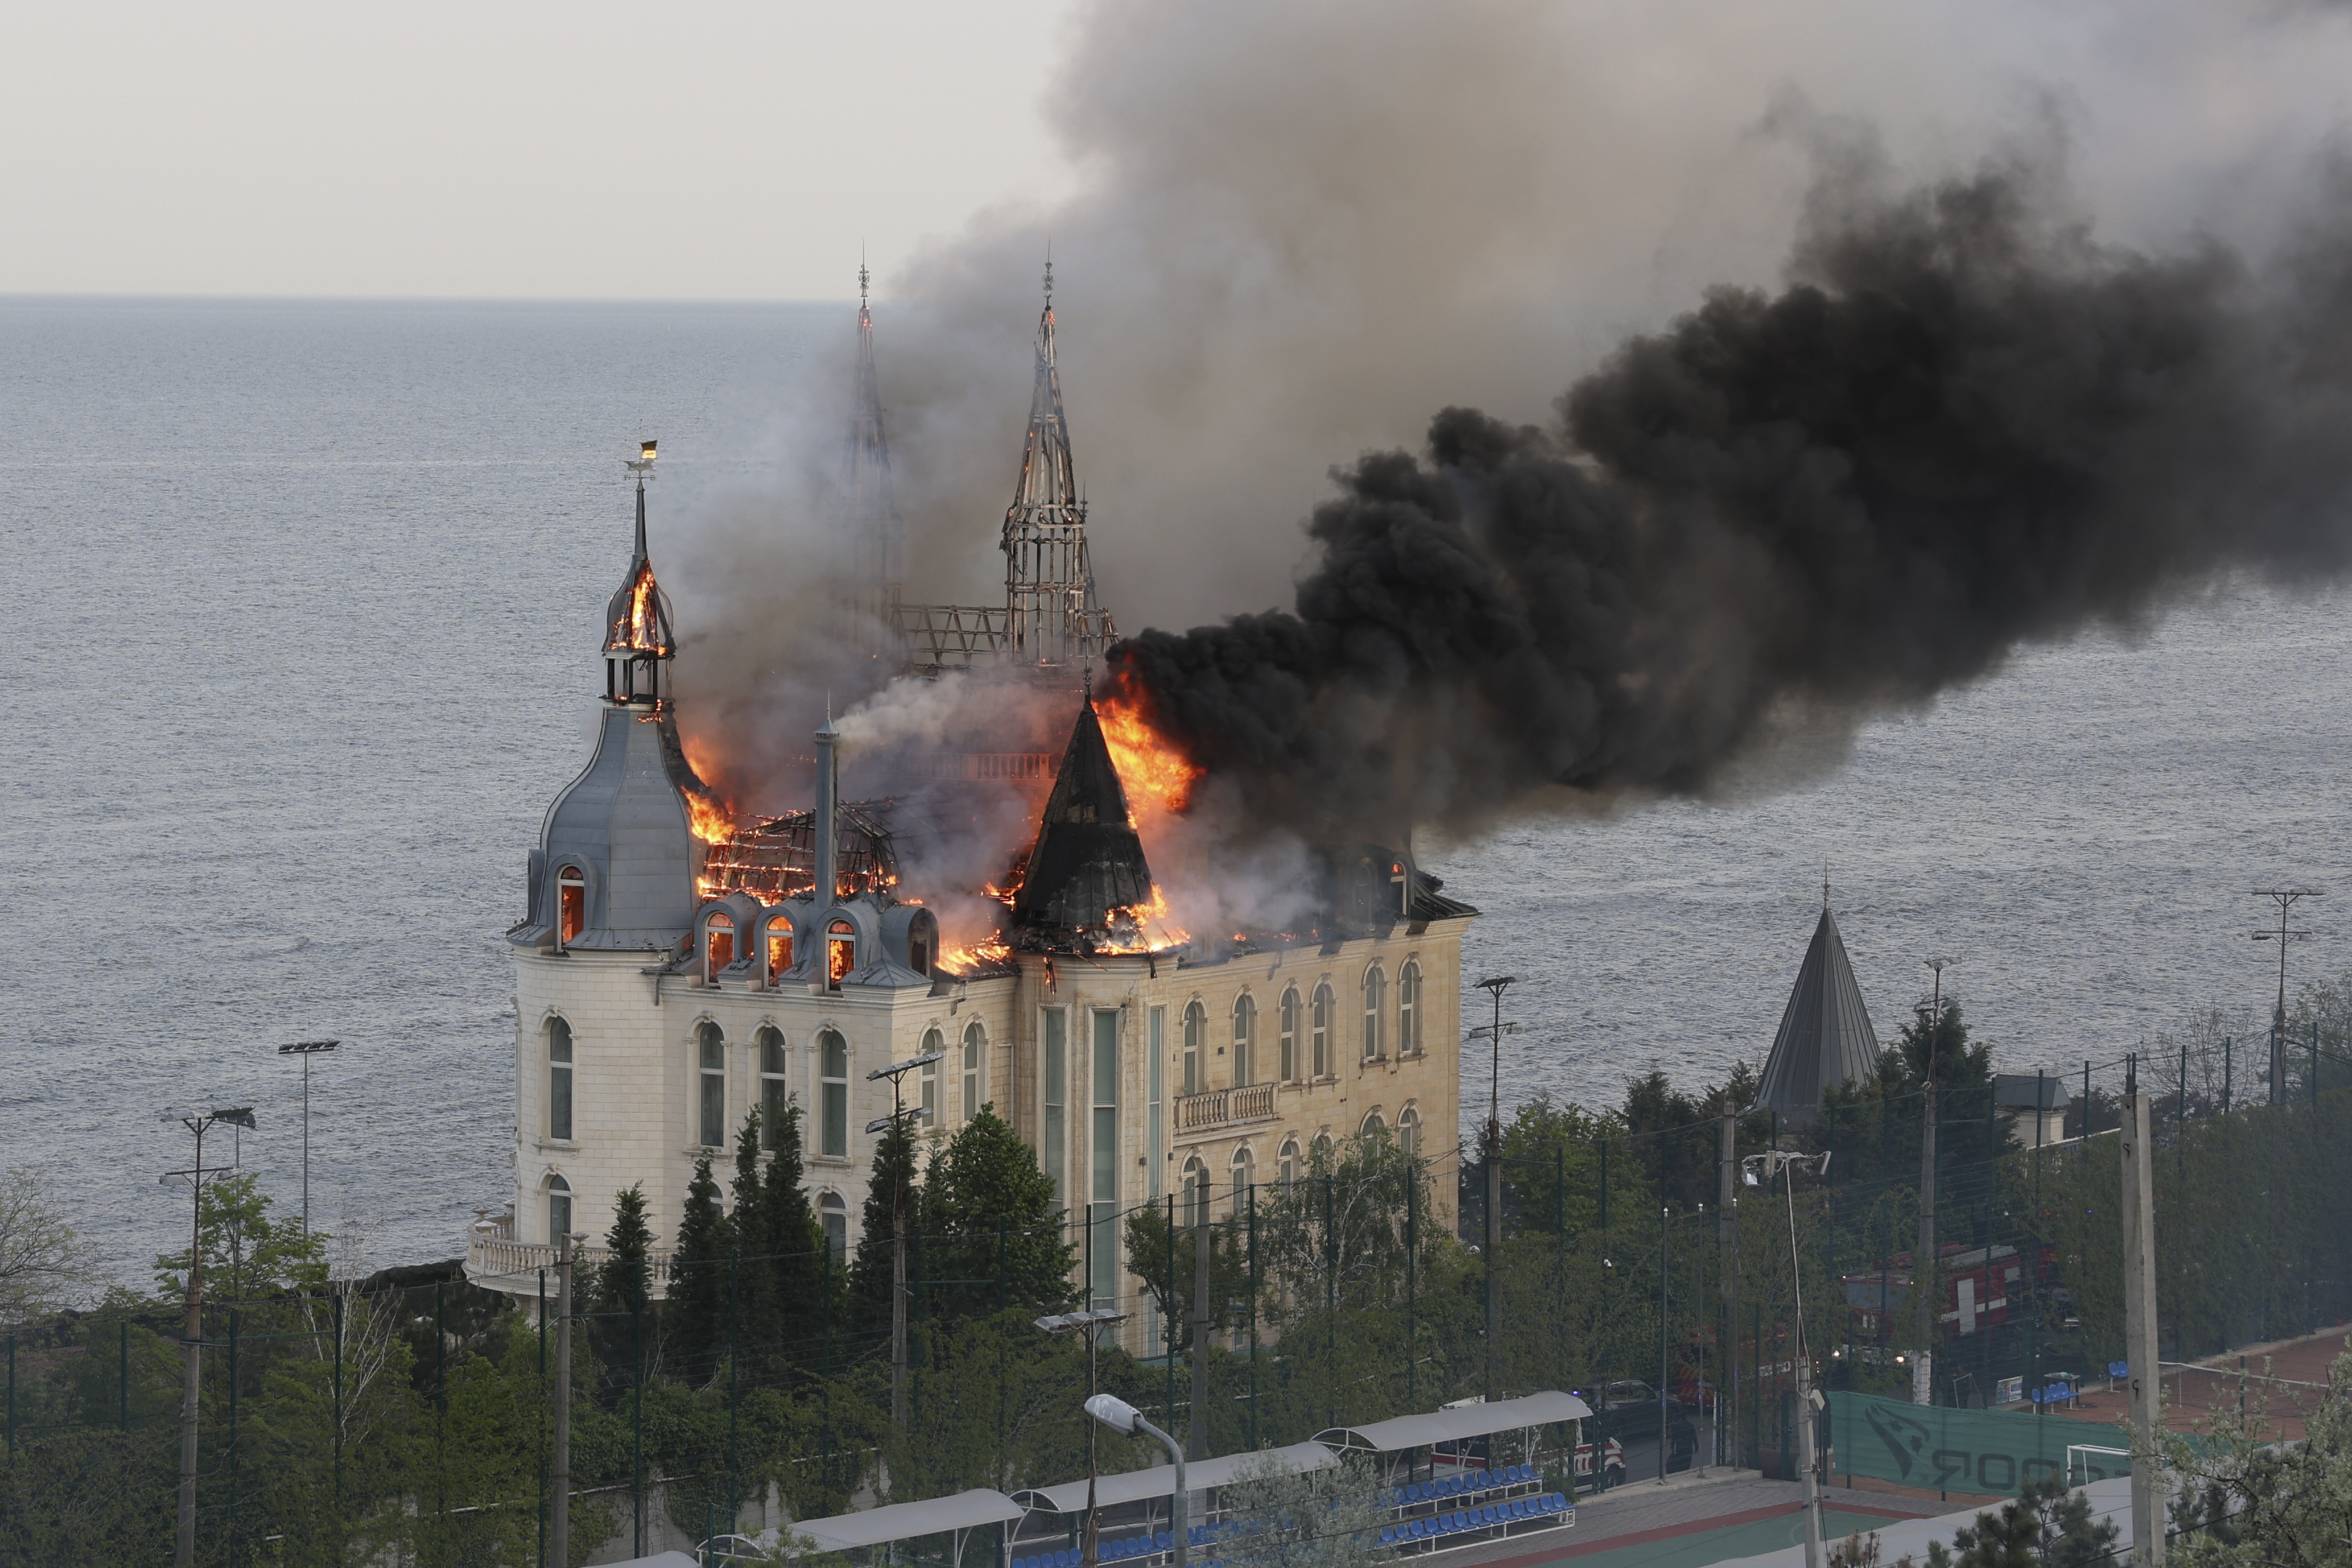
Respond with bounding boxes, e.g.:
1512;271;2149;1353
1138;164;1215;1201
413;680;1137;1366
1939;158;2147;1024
918;1106;1077;1319
757;1093;833;1378
724;1108;770;1370
594;1182;657;1385
668;1153;732;1382
849;1117;922;1342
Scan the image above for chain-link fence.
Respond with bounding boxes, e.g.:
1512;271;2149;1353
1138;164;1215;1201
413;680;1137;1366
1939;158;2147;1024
7;1042;2351;1565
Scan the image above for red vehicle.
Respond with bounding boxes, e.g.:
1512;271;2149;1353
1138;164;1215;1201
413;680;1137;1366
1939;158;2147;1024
1842;1242;2056;1342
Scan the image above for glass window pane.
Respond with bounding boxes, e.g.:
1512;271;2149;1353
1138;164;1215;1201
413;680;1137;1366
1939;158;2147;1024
761;1028;784;1076
1043;1008;1066;1211
550;1063;573;1142
823;1082;847;1158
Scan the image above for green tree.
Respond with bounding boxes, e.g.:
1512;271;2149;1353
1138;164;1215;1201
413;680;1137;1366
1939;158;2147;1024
594;1183;658;1391
0;1166;98;1327
916;1106;1077;1319
757;1093;834;1380
669;1152;734;1384
1925;1473;2119;1568
2162;1345;2352;1568
850;1116;922;1341
152;1171;328;1307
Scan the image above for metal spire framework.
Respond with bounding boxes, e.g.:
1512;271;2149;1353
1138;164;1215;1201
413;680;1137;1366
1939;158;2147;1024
1001;262;1113;666
842;261;905;652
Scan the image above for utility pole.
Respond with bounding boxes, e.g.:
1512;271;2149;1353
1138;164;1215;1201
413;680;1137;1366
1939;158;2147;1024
161;1105;256;1568
553;1228;579;1568
2119;1094;2165;1566
1718;1111;1738;1468
1473;975;1516;1404
2251;889;2319;1105
1038;1309;1130;1568
1744;1150;1832;1568
867;1048;942;1429
1916;958;1956;1407
276;1039;339;1233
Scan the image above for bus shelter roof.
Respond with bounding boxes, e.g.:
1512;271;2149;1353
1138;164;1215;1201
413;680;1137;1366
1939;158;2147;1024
1013;1441;1338;1514
792;1489;1025;1552
1314;1391;1592;1455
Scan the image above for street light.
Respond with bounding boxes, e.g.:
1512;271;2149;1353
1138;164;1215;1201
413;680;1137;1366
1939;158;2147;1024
1042;1309;1133;1568
1087;1393;1186;1568
1743;1149;1831;1568
159;1105;256;1568
276;1039;340;1233
866;1048;943;1429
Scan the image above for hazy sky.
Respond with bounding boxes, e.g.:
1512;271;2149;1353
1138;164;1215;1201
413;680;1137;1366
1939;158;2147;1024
1;1;1084;299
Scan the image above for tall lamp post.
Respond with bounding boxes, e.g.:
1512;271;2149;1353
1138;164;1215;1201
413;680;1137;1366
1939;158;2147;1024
1471;975;1517;1402
276;1039;339;1233
867;1046;943;1428
1917;957;1957;1408
1087;1393;1186;1568
160;1104;257;1568
2251;889;2319;1104
1743;1149;1831;1568
1041;1309;1132;1568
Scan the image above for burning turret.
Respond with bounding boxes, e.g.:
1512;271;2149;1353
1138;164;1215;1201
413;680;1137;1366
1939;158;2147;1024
1011;692;1172;953
511;442;716;953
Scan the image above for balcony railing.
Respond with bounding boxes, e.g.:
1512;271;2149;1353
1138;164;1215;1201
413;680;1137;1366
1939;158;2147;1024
465;1233;678;1295
1174;1081;1279;1131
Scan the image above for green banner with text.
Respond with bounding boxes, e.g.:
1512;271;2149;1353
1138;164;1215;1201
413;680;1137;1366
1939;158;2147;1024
1827;1391;2128;1496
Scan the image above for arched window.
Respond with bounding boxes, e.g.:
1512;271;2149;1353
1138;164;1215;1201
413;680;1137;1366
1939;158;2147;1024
1182;1155;1211;1228
705;912;736;978
547;1174;572;1247
557;865;585;945
1230;1145;1254;1210
819;1191;848;1261
819;1030;848;1158
918;1028;943;1125
765;916;795;983
1312;1133;1333;1168
962;1021;986;1123
908;917;933;977
1310;985;1333;1079
1398;1106;1421;1159
1361;965;1385;1062
1398;961;1422;1054
827;919;856;989
1279;1137;1300;1189
758;1026;788;1150
1278;988;1300;1082
1182;1001;1205;1097
547;1017;574;1142
1232;993;1256;1088
1360;1110;1386;1140
697;1021;726;1147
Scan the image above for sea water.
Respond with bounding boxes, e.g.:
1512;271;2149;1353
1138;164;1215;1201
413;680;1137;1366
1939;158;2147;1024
3;296;2345;1284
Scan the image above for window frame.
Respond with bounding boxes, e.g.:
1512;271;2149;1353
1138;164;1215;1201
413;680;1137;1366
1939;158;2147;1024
819;1191;848;1261
1231;993;1255;1088
1278;988;1300;1082
1398;960;1422;1054
705;912;736;979
758;1026;788;1150
1399;1105;1421;1158
961;1020;986;1123
696;1020;726;1148
557;865;586;945
918;1028;943;1126
547;1174;573;1247
1278;1138;1299;1189
1181;1001;1205;1097
547;1017;574;1143
765;916;795;984
819;1029;849;1158
1310;984;1333;1079
826;918;856;990
1361;964;1385;1063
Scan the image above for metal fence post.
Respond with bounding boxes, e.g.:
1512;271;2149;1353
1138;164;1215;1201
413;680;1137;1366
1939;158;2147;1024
228;1308;241;1568
538;1269;547;1568
730;1249;742;1538
120;1319;130;1433
7;1332;15;1456
634;1269;647;1558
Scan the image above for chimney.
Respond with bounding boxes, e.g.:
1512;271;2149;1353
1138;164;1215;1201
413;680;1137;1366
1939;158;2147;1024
813;715;841;903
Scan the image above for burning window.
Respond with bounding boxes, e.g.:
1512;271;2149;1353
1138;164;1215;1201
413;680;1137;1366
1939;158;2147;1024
548;1017;574;1143
557;865;585;945
765;917;794;982
1231;993;1256;1088
1399;962;1421;1054
1362;966;1385;1062
827;919;856;989
697;1022;726;1148
705;913;735;978
1310;984;1333;1078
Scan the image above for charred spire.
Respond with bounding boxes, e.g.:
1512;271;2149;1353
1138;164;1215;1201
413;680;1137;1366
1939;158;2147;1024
1011;695;1157;951
1001;263;1112;667
842;263;905;650
605;440;677;706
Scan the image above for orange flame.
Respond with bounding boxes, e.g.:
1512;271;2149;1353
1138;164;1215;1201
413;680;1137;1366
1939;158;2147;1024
609;563;670;654
686;790;735;844
938;937;1013;976
1098;689;1202;817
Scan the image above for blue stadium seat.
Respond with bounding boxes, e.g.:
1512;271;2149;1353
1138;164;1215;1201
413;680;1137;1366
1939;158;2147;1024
1156;1533;1172;1552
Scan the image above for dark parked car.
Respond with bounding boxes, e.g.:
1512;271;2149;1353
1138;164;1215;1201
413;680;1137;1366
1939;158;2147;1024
1597;1378;1667;1441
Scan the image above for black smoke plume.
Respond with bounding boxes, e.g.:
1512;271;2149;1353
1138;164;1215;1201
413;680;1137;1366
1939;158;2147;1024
1111;156;2352;844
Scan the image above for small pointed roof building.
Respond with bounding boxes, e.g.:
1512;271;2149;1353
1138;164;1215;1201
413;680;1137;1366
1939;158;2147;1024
1012;694;1157;951
1756;900;1882;1119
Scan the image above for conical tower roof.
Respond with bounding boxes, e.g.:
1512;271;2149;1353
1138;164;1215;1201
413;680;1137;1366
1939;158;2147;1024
1756;904;1881;1119
1012;697;1155;947
843;264;900;529
1007;277;1079;520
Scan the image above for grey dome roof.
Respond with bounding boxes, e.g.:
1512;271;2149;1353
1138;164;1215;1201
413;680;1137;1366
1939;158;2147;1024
522;705;704;950
1756;907;1881;1119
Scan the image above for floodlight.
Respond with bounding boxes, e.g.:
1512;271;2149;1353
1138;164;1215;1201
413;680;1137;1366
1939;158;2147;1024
864;1105;932;1135
1085;1393;1143;1435
868;1050;945;1082
1742;1168;1759;1188
278;1039;340;1056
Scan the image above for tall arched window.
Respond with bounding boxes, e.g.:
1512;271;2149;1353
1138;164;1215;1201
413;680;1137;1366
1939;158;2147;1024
1182;1155;1210;1228
759;1026;788;1149
1279;1137;1300;1189
1310;985;1333;1079
1398;961;1422;1054
705;912;736;978
547;1174;572;1247
1361;1110;1386;1139
547;1017;574;1142
697;1021;726;1147
1231;993;1256;1088
962;1020;986;1123
1361;965;1385;1062
819;1030;849;1158
1278;988;1300;1082
1398;1106;1421;1159
1181;1002;1205;1097
827;920;856;989
819;1191;848;1261
1312;1133;1333;1168
557;865;585;945
765;916;795;983
918;1028;943;1125
1230;1145;1254;1210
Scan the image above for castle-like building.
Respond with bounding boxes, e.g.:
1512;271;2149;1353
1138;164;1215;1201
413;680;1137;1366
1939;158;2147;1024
466;272;1472;1344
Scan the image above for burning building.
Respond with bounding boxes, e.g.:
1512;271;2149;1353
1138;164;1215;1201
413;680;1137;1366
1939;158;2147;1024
466;274;1473;1342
